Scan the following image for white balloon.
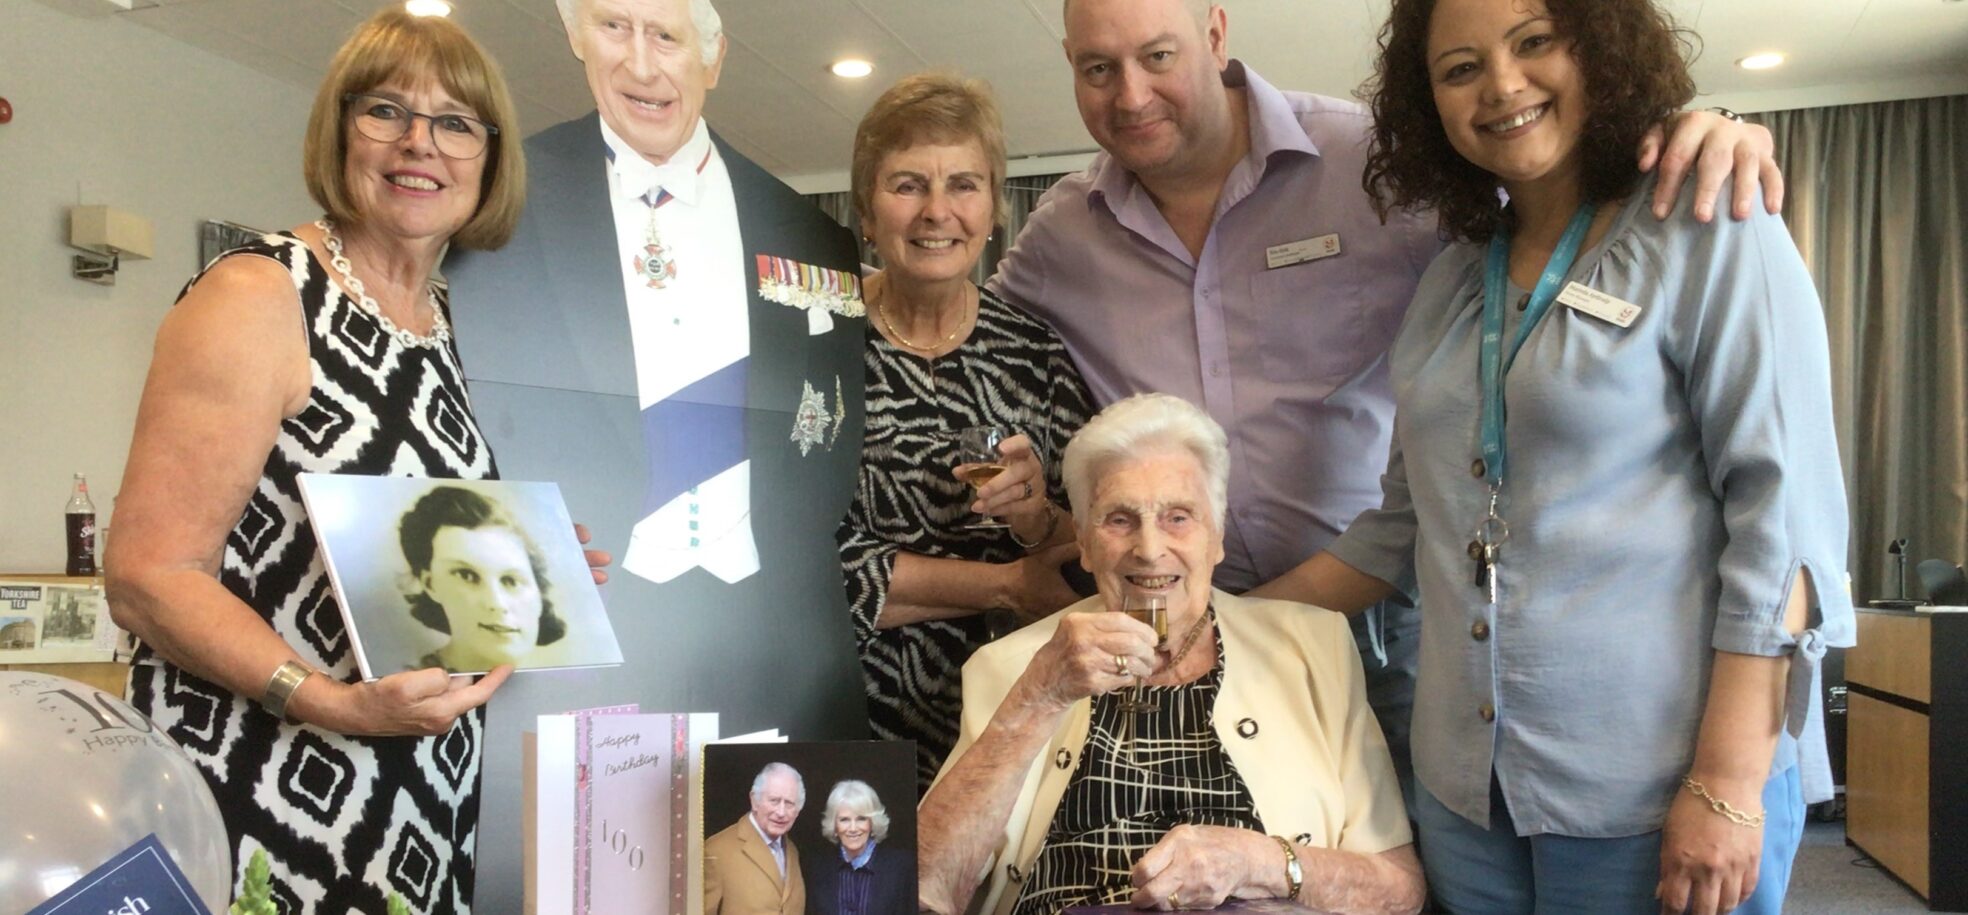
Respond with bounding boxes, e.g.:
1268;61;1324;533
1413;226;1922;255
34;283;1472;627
0;670;231;911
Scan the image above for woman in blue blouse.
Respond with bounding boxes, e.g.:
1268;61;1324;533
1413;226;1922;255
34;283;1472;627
1252;0;1853;912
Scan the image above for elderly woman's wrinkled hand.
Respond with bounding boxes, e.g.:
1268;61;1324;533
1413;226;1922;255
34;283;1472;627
1129;825;1274;911
1020;611;1158;711
327;665;513;737
968;434;1052;524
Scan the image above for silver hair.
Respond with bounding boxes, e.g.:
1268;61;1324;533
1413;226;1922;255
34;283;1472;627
749;761;806;807
556;0;724;66
1062;393;1230;528
818;780;891;845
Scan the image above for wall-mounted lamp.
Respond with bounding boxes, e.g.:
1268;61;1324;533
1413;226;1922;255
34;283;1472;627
69;205;154;286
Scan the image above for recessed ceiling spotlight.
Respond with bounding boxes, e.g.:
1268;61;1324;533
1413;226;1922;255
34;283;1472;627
405;0;453;17
830;59;874;79
1737;52;1786;70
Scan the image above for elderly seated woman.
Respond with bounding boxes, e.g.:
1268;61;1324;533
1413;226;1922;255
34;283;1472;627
918;394;1423;915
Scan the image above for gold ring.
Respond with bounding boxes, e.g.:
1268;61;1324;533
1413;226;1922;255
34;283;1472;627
1114;654;1130;677
1167;892;1181;911
1022;481;1035;499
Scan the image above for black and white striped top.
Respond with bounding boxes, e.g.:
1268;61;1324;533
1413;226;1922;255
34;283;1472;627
837;288;1093;792
1013;617;1264;915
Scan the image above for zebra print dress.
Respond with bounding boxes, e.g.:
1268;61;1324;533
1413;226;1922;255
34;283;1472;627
128;231;496;914
836;288;1092;791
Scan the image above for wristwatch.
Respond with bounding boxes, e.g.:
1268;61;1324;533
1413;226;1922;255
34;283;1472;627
1272;836;1303;902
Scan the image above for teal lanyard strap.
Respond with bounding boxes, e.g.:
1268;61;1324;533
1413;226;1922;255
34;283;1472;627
1475;204;1597;488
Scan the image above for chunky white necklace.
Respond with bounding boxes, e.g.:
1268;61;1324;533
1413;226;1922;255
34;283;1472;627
316;219;450;349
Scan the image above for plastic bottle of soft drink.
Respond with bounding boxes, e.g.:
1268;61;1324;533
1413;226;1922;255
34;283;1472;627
65;473;98;576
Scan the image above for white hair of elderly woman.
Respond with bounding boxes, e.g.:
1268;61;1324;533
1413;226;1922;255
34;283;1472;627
749;761;806;806
819;779;892;845
1062;393;1230;528
554;0;724;66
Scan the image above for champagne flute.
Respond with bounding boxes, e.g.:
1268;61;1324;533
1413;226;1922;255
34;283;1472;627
954;425;1012;531
1115;594;1165;760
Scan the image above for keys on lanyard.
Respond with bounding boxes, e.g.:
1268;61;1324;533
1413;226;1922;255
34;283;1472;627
1469;488;1509;606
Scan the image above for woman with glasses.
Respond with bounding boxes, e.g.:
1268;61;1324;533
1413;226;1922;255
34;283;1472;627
105;10;560;911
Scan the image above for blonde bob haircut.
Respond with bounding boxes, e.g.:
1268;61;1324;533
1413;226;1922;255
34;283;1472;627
302;8;525;250
850;72;1008;231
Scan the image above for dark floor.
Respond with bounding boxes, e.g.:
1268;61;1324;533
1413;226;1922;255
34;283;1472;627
1786;820;1930;914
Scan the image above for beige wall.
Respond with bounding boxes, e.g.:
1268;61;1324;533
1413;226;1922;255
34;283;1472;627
0;1;317;571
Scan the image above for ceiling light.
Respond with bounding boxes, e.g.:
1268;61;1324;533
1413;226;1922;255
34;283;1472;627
405;0;453;16
830;59;874;79
1737;52;1786;70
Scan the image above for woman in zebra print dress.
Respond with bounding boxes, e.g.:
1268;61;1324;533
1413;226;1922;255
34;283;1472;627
105;11;552;912
839;73;1094;791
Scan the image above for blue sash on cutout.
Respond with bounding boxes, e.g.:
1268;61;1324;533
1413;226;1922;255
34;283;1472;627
641;357;749;514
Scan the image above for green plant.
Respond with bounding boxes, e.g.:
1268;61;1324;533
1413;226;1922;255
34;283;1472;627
227;849;276;915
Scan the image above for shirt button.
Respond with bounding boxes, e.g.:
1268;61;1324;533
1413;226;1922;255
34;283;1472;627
1479;702;1496;723
1209;364;1225;377
1517;293;1531;312
1471;621;1490;641
1470;458;1487;479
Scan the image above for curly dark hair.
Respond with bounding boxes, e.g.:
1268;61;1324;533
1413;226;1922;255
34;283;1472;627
1360;0;1696;242
400;485;565;645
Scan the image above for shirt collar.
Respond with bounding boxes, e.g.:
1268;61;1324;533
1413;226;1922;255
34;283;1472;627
601;114;714;206
841;840;877;870
747;813;784;851
1086;59;1318;215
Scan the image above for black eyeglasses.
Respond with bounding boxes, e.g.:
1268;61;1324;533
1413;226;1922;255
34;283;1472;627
343;93;499;160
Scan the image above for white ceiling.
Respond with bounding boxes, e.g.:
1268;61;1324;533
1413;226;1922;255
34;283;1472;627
46;0;1968;190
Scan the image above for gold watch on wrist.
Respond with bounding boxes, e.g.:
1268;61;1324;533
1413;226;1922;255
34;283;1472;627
1271;835;1303;902
261;659;316;724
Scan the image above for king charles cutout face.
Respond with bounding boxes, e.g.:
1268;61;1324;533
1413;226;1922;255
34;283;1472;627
564;0;727;165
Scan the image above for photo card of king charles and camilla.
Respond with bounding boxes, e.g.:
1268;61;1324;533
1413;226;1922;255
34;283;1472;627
298;474;623;680
702;740;920;915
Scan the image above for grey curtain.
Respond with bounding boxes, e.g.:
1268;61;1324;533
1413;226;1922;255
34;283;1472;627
1749;95;1968;601
807;173;1070;285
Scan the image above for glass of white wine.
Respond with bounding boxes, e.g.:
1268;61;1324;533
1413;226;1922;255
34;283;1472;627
954;425;1012;531
1115;593;1165;759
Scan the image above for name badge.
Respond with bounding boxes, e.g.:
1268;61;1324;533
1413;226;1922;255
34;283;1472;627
1556;281;1641;328
1265;234;1341;269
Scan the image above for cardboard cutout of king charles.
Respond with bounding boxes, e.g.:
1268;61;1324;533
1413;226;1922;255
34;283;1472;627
444;0;869;901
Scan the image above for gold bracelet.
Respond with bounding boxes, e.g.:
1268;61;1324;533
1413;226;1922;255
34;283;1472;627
1271;835;1303;902
1681;776;1766;828
1008;502;1061;550
261;659;315;724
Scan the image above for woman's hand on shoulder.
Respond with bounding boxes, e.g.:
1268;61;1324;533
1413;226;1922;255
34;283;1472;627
305;665;514;737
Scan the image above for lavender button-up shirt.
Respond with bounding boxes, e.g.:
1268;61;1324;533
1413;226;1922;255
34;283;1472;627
988;61;1441;590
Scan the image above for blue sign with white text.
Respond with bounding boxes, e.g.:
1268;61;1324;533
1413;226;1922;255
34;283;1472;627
27;834;212;915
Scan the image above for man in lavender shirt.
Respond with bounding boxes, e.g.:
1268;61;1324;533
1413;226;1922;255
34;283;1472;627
987;0;1782;790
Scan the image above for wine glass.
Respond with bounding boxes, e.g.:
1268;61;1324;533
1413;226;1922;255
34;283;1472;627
954;425;1012;531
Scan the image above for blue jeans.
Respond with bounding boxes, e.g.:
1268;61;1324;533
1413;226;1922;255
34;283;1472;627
1415;766;1804;914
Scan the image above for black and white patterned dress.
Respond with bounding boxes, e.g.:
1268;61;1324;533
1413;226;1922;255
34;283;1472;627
837;289;1092;791
128;232;496;915
1014;623;1264;915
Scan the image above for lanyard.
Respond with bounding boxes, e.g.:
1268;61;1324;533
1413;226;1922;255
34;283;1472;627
1475;203;1596;489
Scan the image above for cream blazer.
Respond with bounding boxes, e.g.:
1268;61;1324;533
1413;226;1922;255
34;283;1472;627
933;590;1412;915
